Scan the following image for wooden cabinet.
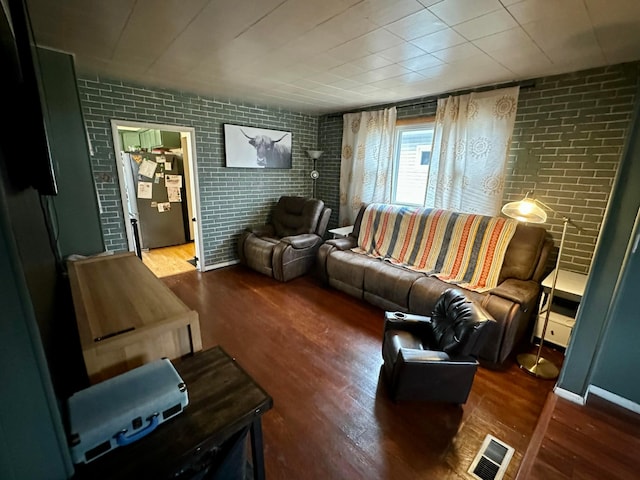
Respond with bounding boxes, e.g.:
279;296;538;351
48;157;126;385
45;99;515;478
67;252;202;383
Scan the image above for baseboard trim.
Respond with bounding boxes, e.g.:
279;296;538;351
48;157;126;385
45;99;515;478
202;259;240;272
587;385;640;415
553;386;586;405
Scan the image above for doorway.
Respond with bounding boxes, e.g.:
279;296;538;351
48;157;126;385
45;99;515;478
110;120;203;277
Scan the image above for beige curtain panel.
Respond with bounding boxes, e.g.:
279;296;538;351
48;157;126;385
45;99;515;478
339;107;397;226
426;86;520;216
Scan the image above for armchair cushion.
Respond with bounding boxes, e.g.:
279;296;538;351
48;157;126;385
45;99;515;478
429;288;495;357
280;233;320;249
272;196;325;237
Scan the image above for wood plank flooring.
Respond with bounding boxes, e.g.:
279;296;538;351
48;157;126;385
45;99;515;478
162;265;566;480
517;393;640;479
141;242;195;277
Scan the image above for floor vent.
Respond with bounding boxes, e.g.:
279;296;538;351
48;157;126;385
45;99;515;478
467;434;515;480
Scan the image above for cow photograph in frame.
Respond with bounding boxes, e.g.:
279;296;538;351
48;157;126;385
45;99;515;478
223;124;292;169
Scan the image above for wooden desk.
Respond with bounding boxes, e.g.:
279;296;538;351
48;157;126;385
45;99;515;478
73;347;273;480
68;252;202;383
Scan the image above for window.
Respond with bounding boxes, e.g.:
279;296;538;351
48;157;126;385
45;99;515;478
391;118;435;206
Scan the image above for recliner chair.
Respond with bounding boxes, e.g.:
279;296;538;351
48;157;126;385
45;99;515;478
381;288;495;404
238;196;331;282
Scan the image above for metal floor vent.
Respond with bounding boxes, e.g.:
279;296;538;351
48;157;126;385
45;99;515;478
467;434;515;480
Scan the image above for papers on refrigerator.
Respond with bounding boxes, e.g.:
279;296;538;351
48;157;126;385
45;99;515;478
139;159;158;178
167;187;182;202
137;182;153;199
164;174;182;188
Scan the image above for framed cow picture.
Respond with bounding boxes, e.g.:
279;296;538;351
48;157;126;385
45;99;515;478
223;124;292;169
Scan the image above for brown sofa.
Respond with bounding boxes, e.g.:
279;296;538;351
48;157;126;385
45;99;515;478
317;205;552;366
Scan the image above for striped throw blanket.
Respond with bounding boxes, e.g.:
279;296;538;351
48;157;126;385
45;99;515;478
353;204;518;292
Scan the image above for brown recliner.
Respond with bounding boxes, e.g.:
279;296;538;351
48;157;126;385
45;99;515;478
382;288;495;404
238;196;331;282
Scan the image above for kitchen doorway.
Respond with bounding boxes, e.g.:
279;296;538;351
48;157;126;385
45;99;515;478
110;120;203;277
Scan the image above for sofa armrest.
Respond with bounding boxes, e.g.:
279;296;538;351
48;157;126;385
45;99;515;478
324;236;357;251
490;278;540;308
280;233;321;249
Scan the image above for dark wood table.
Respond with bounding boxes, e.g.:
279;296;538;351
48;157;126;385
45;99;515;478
73;346;273;479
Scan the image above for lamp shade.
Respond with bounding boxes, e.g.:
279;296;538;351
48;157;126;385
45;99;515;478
306;150;323;160
501;198;547;224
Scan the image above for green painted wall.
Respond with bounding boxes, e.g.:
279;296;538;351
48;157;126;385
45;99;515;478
0;172;73;479
590;216;640;402
558;84;640;399
38;47;104;259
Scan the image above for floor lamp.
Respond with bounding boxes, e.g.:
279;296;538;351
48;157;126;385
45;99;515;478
502;193;580;379
307;150;323;198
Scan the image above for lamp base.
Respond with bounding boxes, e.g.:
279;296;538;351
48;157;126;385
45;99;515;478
516;353;559;380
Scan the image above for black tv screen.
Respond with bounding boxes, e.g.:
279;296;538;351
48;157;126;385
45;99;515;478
1;0;58;195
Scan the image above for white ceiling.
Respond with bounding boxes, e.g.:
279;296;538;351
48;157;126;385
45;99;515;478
26;0;640;114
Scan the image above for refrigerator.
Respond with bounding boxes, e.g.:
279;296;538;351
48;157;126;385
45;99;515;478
125;152;189;249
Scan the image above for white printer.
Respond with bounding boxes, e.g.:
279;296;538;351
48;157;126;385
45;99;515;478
67;358;188;464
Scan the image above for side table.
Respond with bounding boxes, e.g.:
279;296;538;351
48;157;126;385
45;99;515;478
328;225;353;238
72;346;273;479
533;269;588;348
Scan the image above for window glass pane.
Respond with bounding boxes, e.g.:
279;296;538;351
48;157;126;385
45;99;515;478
392;125;433;206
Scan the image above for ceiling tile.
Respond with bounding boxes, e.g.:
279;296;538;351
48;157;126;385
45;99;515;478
328;62;367;78
377;42;428;61
473;27;534;53
453;9;518;40
398;53;445;71
350;54;394;70
364;0;425;26
428;0;504;26
507;0;585;24
410;28;467;53
359;28;406;53
431;43;485;62
384;9;447;41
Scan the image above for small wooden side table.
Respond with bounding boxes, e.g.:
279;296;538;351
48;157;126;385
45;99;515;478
72;346;273;479
328;225;353;238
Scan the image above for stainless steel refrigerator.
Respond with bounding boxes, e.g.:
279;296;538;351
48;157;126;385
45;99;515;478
126;152;189;249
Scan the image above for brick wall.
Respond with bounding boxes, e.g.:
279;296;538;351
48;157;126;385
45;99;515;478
78;76;317;267
317;62;640;274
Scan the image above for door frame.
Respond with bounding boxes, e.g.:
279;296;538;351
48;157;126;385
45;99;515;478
110;119;204;271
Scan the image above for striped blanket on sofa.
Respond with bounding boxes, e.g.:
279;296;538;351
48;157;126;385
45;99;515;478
352;204;518;292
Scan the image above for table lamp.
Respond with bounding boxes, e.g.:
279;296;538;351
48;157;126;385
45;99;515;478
501;192;580;379
306;150;323;198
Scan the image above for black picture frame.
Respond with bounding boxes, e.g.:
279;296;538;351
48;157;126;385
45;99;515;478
223;124;292;169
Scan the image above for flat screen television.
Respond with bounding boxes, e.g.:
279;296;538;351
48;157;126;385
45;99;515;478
1;0;58;195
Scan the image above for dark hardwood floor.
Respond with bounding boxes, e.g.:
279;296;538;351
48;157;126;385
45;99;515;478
517;392;640;479
163;265;566;480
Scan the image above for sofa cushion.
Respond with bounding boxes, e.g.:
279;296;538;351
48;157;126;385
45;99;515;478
499;223;547;282
326;249;371;290
363;261;423;310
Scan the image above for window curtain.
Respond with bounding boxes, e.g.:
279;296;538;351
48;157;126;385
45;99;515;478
425;86;519;215
339;107;397;226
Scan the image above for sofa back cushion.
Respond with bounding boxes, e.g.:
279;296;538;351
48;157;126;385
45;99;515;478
272;196;325;237
498;223;548;282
